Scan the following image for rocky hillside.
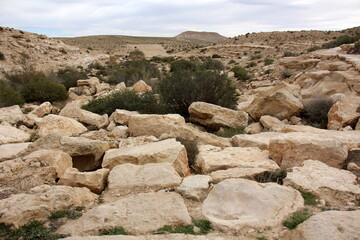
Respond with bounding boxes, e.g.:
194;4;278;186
175;31;227;43
0;27;107;79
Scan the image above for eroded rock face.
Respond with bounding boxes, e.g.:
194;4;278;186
0;142;31;162
202;179;303;234
188;102;248;129
284;160;360;204
284;210;360;240
0;105;23;125
59;168;110;194
327;96;360;130
210;167;276;183
109;109;138;125
0;125;31;144
231;132;283;150
0;185;97;227
58;192;191;236
269;133;348;168
102;139;190;177
35;114;88;137
196;145;279;174
30;102;52;117
106;163;182;196
246;82;303;121
132;80;152;93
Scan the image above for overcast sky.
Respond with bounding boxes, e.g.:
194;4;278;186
1;0;359;37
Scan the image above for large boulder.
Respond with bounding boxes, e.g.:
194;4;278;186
196;145;279;174
246;82;303;120
284;160;360;204
0;142;31;162
59;168;110;194
0;185;97;227
58;192;192;235
0;105;23;125
188;102;248;129
24;132;110;171
176;175;211;201
35;114;88;137
0;125;31;144
102;139;190;177
231;132;283;150
132;80;152;93
284;210;360;240
327;96;360;130
202;179;303;234
109;109;138;125
210;167;274;183
30;102;52;117
269;133;348;168
106;163;181;197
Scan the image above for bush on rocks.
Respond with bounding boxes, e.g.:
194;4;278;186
0;80;24;107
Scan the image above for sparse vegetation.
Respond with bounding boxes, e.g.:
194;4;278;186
254;169;287;185
170;59;197;72
99;227;128;235
246;61;257;68
157;219;212;235
300;98;334;129
264;58;274;65
322;35;360;49
283;52;297;57
176;138;199;173
283;209;312;229
0;51;5;60
48;208;83;221
211;54;222;58
0;80;25;107
21;78;68;103
56;67;87;90
281;69;293;78
347;40;360;54
128;49;145;60
301;191;317;206
216;126;246;138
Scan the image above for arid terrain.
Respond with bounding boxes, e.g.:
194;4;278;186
0;25;360;240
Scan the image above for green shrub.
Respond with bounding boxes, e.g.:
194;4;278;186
157;219;212;235
264;69;273;74
21;79;68;103
57;67;87;90
128;49;145;60
246;61;257;68
322;35;360;49
200;58;224;71
170;59;198;72
0;51;5;60
99;227;128;235
264;58;274;65
82;90;164;116
300;98;334;129
283;209;312;229
176;138;199;173
283;52;297;57
301;191;317;206
307;46;322;52
211;54;222;58
228;60;236;64
216;126;246;138
6;69;48;86
281;70;293;78
0;80;24;107
88;61;105;70
250;54;261;60
254;169;287;185
48;208;83;221
159;70;237;116
347;40;360;54
231;66;250;81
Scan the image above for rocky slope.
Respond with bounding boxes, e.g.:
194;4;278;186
175;31;227;43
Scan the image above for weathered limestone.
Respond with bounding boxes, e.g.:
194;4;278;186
59;168;110;194
284;160;360;204
231;132;283;150
30;102;52;117
58;192;192;235
60;102;109;129
132;80;152;93
176;175;211;200
118;136;159;149
202;179;303;234
280;57;320;70
77;77;100;87
327;96;360;130
356;118;360;130
109;109;138;125
24;132;110;171
102;139;190;177
269;133;348;168
107;163;181;195
210;167;272;183
259;115;285;131
0;185;97;227
196;145;279;174
0;105;23;125
246;82;303;120
64;235;227;240
0;125;31;144
0;142;31;162
188;102;248;128
35;114;88;137
244;122;263;134
284;210;360;240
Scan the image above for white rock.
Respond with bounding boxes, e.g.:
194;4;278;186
0;125;31;144
109;109;138;125
327;96;360;130
30;102;52;117
0;105;23;125
0;142;31;162
259;115;285;131
176;175;211;200
132;80;152;93
244;122;263;134
231;132;283;150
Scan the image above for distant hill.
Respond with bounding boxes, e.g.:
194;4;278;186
175;31;227;43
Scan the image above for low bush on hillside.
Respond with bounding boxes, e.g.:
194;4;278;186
307;46;322;52
128;49;145;61
21;79;68;103
211;54;222;58
231;66;250;81
0;80;24;107
0;51;5;60
200;57;224;71
245;61;257;68
300;98;334;129
159;69;237;116
264;58;274;65
157;219;212;235
176;138;199;173
57;67;87;90
82;89;164;115
283;52;298;57
322;35;360;49
281;70;293;79
347;40;360;54
99;227;128;236
170;59;198;72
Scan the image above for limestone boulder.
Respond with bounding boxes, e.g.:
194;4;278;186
118;136;159;149
246;82;303;121
231;132;283;150
0;142;31;162
132;80;152;93
284;210;360;240
30;102;52;117
110;126;128;138
0;185;97;227
109;109;138;125
58;192;191;236
244;122;263;134
188;102;248;129
327;96;360;130
196;145;279;174
202;179;303;234
60;102;109;129
176;175;211;201
269;133;348;168
102;139;190;177
77;77;100;87
284;160;360;204
356;118;360;130
259;115;285;131
280;57;320;70
24;132;110;171
59;168;109;194
106;163;181;196
0;125;31;144
35;114;88;137
210;167;273;183
0;105;23;125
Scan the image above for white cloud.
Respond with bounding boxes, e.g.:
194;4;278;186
0;0;359;37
